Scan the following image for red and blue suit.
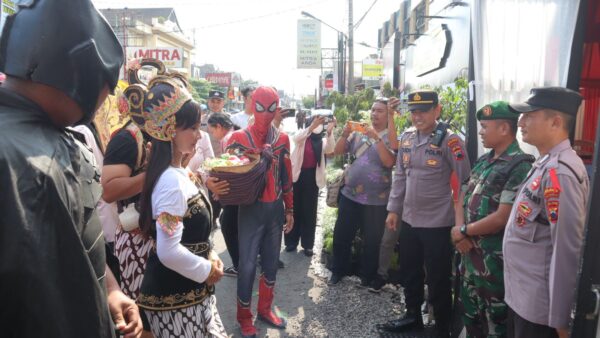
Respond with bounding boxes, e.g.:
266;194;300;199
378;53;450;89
226;87;293;337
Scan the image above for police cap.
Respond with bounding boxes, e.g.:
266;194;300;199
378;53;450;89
209;90;225;100
509;87;582;116
407;90;438;111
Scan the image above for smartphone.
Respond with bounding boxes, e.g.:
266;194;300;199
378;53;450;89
347;121;368;133
280;108;296;119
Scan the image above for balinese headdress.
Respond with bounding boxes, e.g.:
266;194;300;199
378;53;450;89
121;58;192;141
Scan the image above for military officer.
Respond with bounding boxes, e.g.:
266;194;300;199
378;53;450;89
503;87;588;338
452;101;533;337
377;90;472;337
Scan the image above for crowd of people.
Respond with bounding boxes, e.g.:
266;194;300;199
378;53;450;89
0;2;591;338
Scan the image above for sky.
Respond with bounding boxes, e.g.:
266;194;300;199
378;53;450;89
93;0;402;98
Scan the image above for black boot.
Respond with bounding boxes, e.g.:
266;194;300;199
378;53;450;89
376;308;423;333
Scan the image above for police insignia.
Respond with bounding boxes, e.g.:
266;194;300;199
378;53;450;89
403;153;410;164
530;176;541;190
546;201;559;223
452;145;464;160
544;187;560;199
426;159;438;167
447;138;460;148
516;214;526;227
518;202;532;217
483;106;492;116
414;93;421;101
430;143;439;149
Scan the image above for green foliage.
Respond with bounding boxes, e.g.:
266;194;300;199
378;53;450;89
241;79;259;89
321;203;339;255
302;95;316;109
189;79;218;104
437;77;468;135
382;81;400;98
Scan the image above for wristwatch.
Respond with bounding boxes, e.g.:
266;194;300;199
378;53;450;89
460;224;469;236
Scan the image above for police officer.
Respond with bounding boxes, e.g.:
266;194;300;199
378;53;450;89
503;87;588;338
201;90;228;156
452;101;533;337
377;90;471;337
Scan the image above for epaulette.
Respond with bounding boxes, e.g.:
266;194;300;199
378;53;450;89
65;127;92;151
558;160;584;184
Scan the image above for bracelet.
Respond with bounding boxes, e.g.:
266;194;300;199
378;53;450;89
460;223;469;236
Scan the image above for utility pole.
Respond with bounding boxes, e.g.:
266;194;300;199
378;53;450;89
347;0;354;94
121;7;128;79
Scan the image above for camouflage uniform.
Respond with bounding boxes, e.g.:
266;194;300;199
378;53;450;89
460;140;532;337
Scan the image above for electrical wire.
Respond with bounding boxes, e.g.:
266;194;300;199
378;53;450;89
353;0;378;30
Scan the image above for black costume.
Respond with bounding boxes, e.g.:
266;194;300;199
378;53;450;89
0;0;123;336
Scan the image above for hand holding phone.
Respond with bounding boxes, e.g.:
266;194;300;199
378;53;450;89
347;121;368;133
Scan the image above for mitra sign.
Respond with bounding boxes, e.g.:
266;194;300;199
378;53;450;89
297;19;321;69
128;47;184;68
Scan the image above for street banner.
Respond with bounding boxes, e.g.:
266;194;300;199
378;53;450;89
297;19;321;69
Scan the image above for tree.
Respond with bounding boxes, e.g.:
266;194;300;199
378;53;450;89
302;95;315;109
189;78;217;103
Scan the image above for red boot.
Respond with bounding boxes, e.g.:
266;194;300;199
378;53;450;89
237;299;257;338
257;275;287;329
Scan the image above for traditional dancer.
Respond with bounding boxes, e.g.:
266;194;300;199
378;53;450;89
131;76;227;338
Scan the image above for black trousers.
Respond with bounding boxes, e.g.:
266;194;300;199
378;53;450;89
507;307;558;338
220;205;239;269
209;193;222;226
399;222;453;331
285;168;319;250
332;193;386;281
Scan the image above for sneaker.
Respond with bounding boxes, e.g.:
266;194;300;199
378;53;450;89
223;266;238;276
368;275;386;293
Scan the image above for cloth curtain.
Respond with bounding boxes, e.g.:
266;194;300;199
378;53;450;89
471;0;581;156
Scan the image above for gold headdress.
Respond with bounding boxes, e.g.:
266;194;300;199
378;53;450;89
122;58;193;141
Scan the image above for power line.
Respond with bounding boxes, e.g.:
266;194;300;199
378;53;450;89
353;0;378;30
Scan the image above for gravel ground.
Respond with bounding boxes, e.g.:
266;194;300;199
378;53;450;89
212;191;411;338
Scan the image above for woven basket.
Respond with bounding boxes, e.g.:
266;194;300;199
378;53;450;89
209;153;260;174
209;153;269;206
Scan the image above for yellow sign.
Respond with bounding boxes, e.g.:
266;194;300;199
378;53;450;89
362;59;384;80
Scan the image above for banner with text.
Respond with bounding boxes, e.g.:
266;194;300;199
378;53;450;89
297;19;321;69
362;59;384;80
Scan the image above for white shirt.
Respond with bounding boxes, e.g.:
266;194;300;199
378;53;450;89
187;130;214;182
230;111;252;129
291;128;336;188
152;167;212;283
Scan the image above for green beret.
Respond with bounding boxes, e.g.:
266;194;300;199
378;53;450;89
477;101;520;121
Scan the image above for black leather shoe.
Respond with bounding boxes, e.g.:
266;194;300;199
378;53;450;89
328;274;343;285
303;249;314;257
285;246;296;252
376;310;423;333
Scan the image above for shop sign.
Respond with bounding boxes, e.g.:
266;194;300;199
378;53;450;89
128;47;183;68
362;59;384;80
297;19;321;69
206;73;232;87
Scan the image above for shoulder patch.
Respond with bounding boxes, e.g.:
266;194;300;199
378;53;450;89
447;137;460;148
549;168;561;191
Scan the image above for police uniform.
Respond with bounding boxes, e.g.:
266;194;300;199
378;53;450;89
460;101;533;338
503;87;589;337
379;91;472;336
201;90;229;157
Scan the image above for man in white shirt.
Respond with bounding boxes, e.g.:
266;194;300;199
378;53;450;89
230;86;255;129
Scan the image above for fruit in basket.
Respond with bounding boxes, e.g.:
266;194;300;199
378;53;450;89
204;153;252;169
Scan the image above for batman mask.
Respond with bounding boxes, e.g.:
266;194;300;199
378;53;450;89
0;0;124;124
